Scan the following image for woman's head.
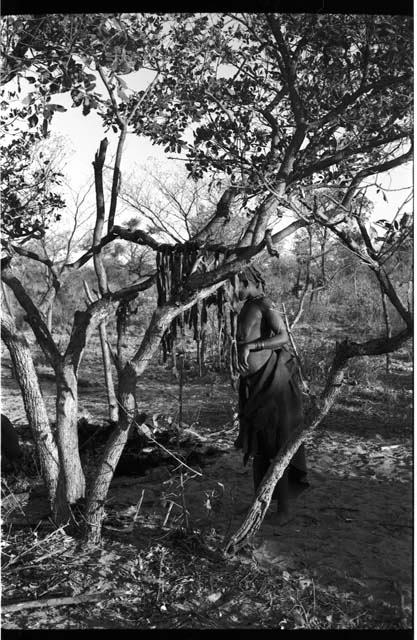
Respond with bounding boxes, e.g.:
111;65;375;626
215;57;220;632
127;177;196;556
237;265;265;301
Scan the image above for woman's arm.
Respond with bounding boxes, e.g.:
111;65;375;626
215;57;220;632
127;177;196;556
238;301;288;352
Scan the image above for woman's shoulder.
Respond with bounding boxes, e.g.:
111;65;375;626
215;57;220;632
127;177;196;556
259;296;280;312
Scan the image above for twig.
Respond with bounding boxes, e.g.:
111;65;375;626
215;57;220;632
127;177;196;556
3;525;69;569
162;501;174;528
1;479;30;522
132;489;145;525
33;546;70;564
133;417;203;477
2;591;115;614
156;548;166;603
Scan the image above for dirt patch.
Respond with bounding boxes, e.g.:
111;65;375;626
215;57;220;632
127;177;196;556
1;348;412;629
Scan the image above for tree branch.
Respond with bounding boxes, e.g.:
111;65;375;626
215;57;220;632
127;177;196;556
92;138;110;295
193;187;237;243
266;14;306;126
310;73;411;130
1;264;61;366
63;274;156;372
107;127;127;233
292;132;409;183
341;144;413;209
65;232;117;271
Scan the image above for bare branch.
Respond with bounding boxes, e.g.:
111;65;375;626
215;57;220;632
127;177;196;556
92;138;110;295
65;232;117;271
107;127;127;232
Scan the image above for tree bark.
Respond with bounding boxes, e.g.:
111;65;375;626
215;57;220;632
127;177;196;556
55;361;85;504
85;282;118;423
84;362;136;543
321;228;327;283
98;321;119;422
46;303;53;334
2;278;14;317
1;312;59;507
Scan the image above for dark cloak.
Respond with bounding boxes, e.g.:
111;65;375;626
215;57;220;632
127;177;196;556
235;348;307;483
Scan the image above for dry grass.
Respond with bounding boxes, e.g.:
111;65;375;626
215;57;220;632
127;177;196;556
2;516;408;630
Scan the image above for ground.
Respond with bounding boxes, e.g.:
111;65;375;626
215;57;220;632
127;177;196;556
1;331;413;630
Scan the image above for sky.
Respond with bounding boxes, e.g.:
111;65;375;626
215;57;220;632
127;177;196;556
8;63;413;252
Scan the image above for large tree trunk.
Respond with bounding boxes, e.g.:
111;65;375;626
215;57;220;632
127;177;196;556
1;313;59;506
55;362;85;504
83;307;173;543
84;362;137;543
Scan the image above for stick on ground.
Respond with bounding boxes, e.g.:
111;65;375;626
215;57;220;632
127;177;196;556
2;591;116;614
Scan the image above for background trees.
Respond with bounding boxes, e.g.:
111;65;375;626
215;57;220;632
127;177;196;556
1;13;412;545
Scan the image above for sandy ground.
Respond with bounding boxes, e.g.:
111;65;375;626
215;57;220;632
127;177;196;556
1;344;412;622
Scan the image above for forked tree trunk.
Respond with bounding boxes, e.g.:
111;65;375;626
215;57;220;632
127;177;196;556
55;362;85;504
1;314;60;507
83;307;173;543
83;284;244;544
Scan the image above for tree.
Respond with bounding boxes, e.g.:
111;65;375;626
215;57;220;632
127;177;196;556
1;13;412;545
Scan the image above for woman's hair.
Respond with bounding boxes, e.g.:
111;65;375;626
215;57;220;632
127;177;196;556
238;265;266;291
